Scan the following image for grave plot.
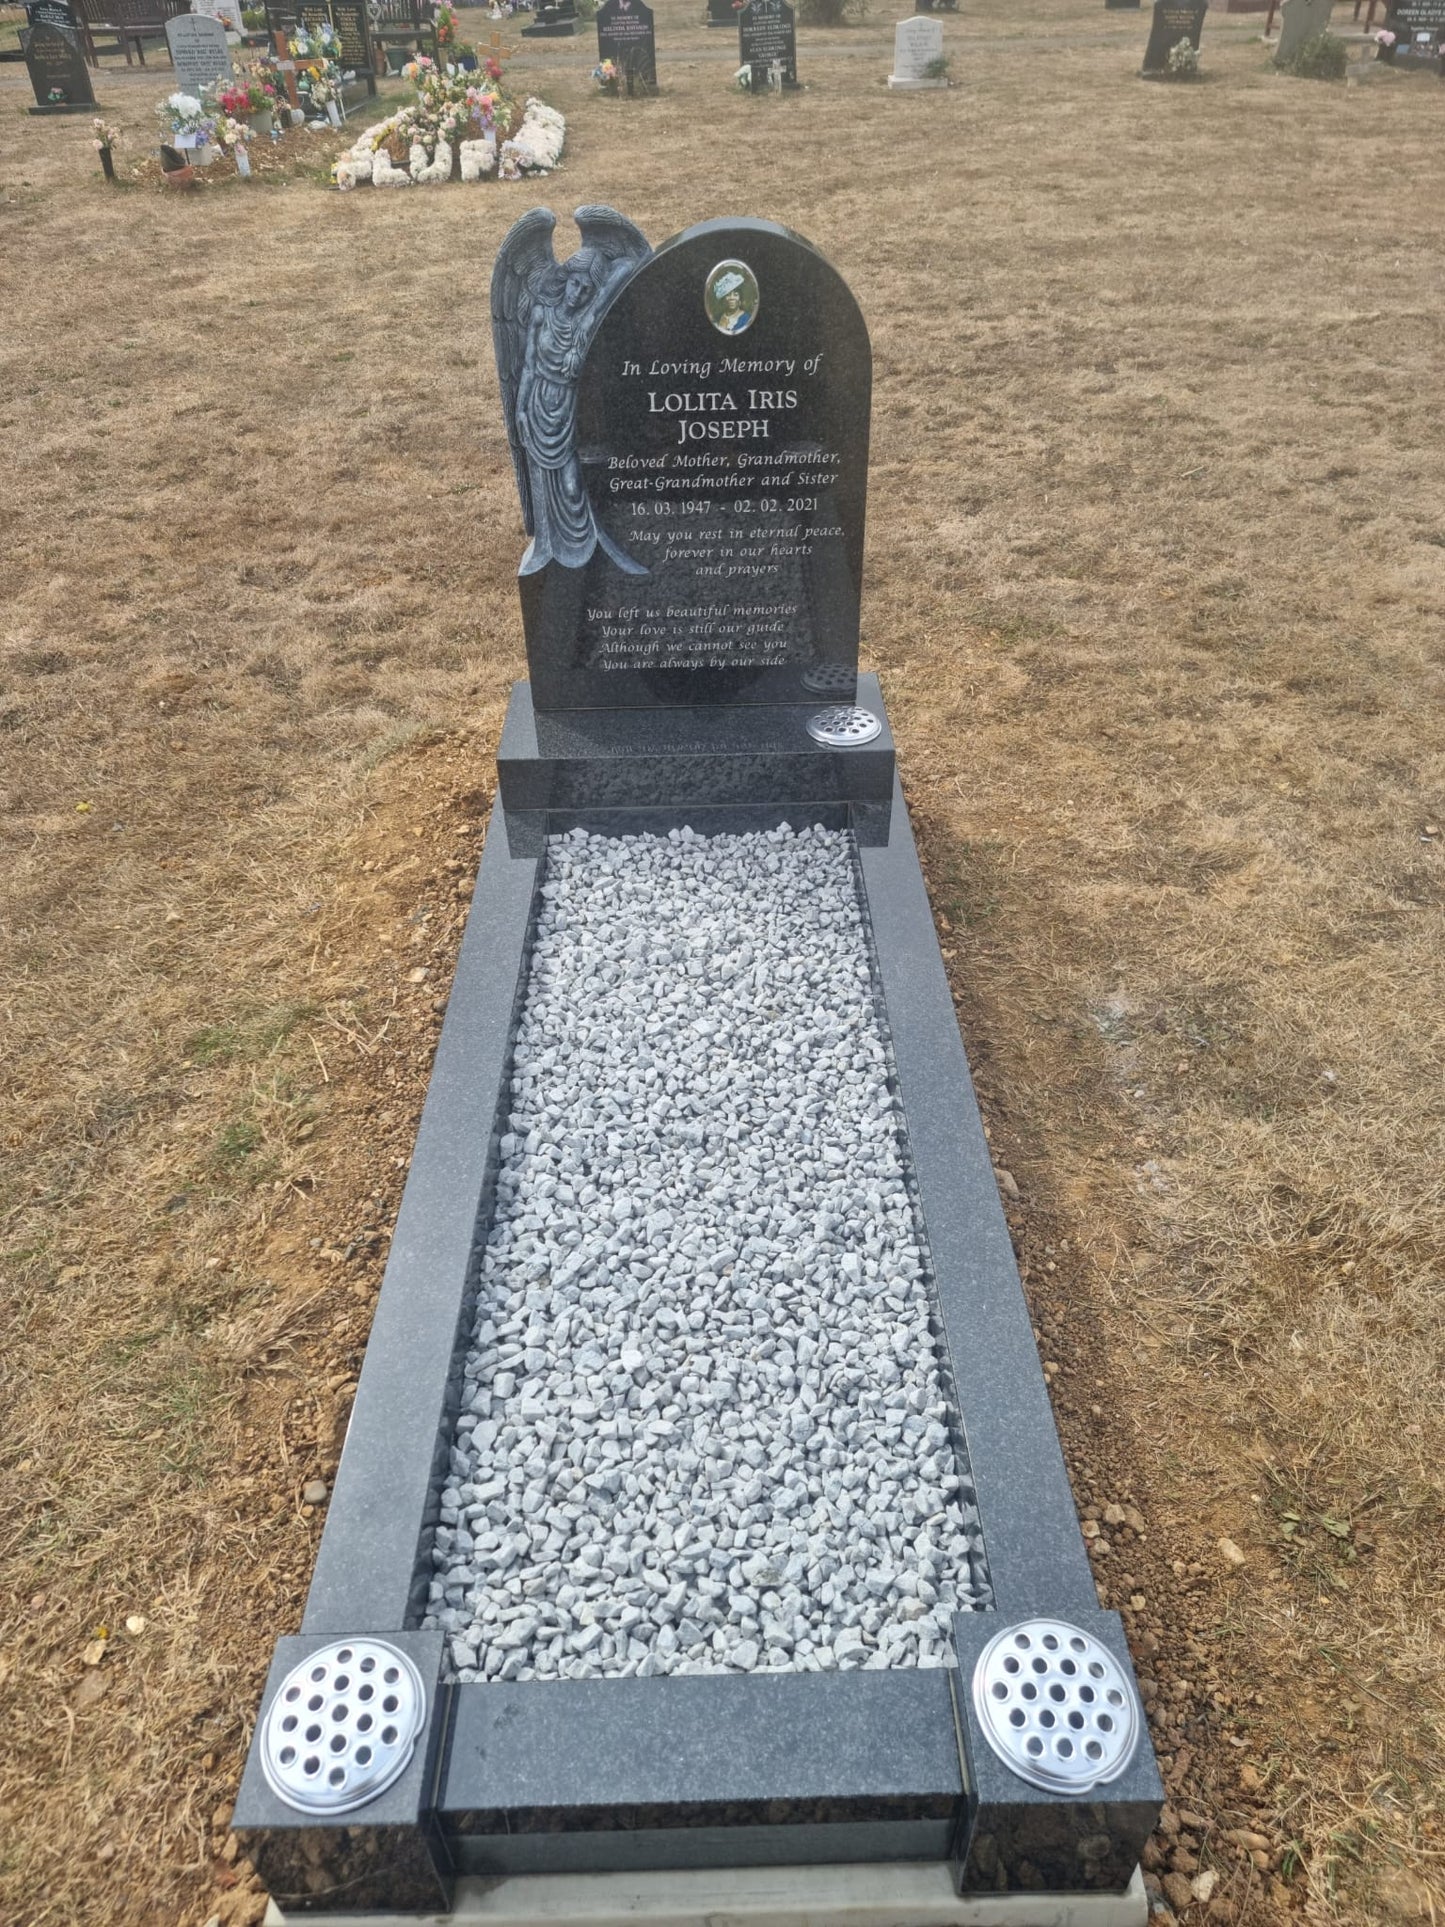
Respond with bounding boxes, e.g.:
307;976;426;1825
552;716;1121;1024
234;214;1162;1923
429;824;988;1687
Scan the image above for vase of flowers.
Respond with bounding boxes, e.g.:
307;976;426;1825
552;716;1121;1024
592;57;619;92
157;91;218;160
92;116;121;180
216;73;276;136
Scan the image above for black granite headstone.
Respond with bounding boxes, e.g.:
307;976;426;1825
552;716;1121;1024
595;0;657;91
22;17;95;111
1378;0;1445;66
329;0;375;69
26;0;81;27
1140;0;1205;70
494;212;869;712
704;0;735;24
520;0;576;38
738;0;798;87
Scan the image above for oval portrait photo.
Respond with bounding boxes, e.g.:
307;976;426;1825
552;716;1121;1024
704;259;760;337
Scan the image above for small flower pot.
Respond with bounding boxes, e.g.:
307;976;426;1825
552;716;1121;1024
248;106;274;137
162;162;197;188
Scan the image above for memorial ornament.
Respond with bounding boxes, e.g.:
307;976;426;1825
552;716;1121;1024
492;205;654;576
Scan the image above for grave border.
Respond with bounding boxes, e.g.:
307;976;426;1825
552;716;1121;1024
236;677;1160;1910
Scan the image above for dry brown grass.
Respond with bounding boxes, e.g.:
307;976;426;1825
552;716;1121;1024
2;3;1444;1921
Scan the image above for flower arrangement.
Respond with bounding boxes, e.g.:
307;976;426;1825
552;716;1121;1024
436;1;459;46
1165;36;1198;76
156;91;217;142
301;59;348;108
592;57;618;91
216;75;272;117
335;89;558;186
497;96;564;176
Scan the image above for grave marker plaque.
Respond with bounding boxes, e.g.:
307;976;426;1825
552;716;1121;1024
1273;0;1333;61
493;211;870;711
1140;0;1206;71
595;0;657;90
888;13;946;85
738;0;797;87
21;18;95;111
166;9;234;86
1378;0;1445;64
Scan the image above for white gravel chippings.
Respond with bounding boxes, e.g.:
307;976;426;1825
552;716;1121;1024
423;823;991;1683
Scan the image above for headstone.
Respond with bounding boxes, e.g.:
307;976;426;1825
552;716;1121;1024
21;18;95;111
521;0;576;36
25;0;81;27
1139;0;1206;72
887;13;945;85
738;0;797;88
1105;0;1142;12
329;0;375;71
595;0;656;90
166;10;234;87
704;0;734;25
1273;0;1332;60
194;0;245;31
1378;0;1445;65
492;210;870;711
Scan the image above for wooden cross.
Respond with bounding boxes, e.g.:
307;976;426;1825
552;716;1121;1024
485;26;517;63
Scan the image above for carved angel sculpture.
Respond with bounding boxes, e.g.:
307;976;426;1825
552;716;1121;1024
492;205;652;576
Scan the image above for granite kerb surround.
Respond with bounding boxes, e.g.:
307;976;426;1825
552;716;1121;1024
236;743;1162;1914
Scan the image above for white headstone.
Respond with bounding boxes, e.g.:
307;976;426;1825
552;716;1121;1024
1273;0;1333;62
194;0;246;33
165;10;233;90
888;13;946;88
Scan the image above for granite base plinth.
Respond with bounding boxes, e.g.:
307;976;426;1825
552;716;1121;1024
496;673;894;831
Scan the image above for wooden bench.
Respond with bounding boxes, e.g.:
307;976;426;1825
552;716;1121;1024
71;0;192;66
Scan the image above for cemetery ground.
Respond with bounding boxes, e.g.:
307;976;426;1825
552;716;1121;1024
2;0;1443;1920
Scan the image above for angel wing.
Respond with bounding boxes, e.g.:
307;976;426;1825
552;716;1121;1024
572;204;653;322
491;206;559;537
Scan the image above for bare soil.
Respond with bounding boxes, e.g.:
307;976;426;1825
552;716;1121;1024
2;3;1443;1923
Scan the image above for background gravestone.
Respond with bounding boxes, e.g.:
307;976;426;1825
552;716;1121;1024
26;0;81;27
194;0;245;31
1273;0;1333;61
1140;0;1206;71
166;10;233;87
521;0;577;37
888;13;945;85
595;0;657;91
1378;0;1445;64
704;0;733;23
738;0;798;88
496;213;871;712
21;18;95;111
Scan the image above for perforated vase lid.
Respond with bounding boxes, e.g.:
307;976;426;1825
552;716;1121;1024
971;1618;1141;1795
260;1639;427;1815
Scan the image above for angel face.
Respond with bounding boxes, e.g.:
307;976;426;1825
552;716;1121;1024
563;263;596;313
